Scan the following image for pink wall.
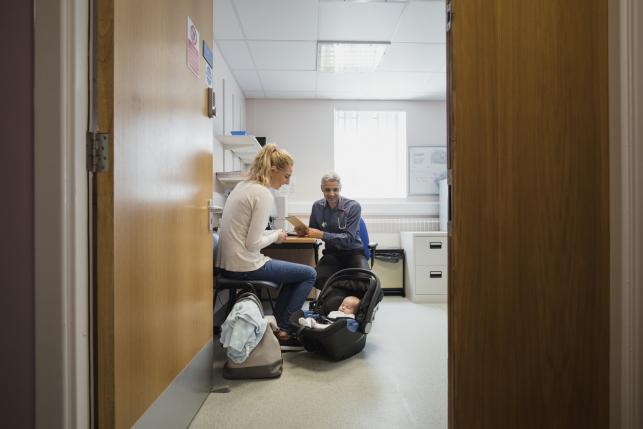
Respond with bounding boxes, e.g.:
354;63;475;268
0;3;35;427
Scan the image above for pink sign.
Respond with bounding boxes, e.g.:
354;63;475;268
187;17;200;77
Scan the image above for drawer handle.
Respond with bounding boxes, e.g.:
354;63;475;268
429;242;442;249
429;271;443;278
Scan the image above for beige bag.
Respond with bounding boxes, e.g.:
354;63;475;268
222;293;283;379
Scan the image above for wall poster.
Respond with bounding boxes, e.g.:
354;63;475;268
408;146;447;195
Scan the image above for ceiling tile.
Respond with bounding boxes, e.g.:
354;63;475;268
318;2;407;41
264;91;317;99
392;1;446;43
247;41;317;70
234;0;318;41
378;43;446;72
316;72;377;92
217;41;255;69
372;72;433;92
214;0;244;40
315;91;370;100
317;71;433;94
233;70;263;91
259;71;317;91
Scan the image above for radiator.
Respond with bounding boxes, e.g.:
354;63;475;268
364;218;440;248
363;218;440;233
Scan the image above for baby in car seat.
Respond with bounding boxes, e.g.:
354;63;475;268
298;296;360;330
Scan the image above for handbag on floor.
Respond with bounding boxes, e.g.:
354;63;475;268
222;292;283;379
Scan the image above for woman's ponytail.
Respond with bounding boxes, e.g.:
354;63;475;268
248;143;293;186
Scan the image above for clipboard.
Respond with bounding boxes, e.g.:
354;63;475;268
286;216;306;230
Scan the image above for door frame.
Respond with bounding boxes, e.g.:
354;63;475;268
34;0;641;427
34;0;89;427
609;0;643;426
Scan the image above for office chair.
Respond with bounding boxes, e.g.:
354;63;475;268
212;233;280;326
358;218;378;268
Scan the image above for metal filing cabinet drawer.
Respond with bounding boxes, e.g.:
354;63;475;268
415;265;448;295
414;236;448;266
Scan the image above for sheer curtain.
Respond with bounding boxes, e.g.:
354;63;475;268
334;110;407;198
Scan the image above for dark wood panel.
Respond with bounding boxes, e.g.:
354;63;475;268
449;0;609;427
96;1;115;426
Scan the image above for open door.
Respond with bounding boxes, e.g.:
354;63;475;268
448;0;609;427
92;1;213;427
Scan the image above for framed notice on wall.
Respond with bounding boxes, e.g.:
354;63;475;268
408;146;447;195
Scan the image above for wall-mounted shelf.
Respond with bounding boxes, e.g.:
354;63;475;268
217;135;260;151
215;170;247;187
217;135;261;168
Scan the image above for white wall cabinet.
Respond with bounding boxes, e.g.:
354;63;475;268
400;231;447;303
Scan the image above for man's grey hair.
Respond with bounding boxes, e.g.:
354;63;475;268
321;172;341;186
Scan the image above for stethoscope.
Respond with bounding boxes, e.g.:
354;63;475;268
321;208;347;230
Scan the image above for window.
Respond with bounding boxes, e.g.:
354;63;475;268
334;110;407;198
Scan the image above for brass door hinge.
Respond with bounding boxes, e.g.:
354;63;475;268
86;132;109;173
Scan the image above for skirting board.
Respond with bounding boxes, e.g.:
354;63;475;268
132;340;213;429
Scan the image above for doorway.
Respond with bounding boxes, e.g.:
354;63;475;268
32;0;640;428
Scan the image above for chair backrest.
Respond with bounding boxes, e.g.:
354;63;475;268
358;218;370;259
212;232;220;269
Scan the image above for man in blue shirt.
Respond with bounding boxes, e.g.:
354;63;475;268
297;172;369;290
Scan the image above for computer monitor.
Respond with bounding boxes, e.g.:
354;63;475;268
273;195;288;230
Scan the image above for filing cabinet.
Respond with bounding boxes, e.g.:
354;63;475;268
400;231;448;303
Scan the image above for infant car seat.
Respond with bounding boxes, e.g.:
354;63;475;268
289;268;383;361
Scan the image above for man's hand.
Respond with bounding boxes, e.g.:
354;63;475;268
295;225;309;237
306;228;324;239
275;230;288;244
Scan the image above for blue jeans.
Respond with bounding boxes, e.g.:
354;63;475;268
221;259;316;330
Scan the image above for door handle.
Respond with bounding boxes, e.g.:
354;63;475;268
207;200;223;232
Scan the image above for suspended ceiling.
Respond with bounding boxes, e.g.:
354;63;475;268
214;0;446;100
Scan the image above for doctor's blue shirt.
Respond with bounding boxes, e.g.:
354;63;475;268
309;196;363;252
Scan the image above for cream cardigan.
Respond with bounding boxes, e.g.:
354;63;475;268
216;181;280;272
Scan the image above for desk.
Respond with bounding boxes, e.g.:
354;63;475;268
261;237;320;299
263;237;320;264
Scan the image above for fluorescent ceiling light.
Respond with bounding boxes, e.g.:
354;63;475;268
317;41;390;73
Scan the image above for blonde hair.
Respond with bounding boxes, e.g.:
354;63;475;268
247;143;294;186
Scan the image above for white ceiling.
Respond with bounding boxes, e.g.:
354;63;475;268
214;0;446;101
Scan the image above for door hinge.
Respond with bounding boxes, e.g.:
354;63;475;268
446;1;452;32
87;132;109;173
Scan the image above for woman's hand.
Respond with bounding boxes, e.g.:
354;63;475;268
306;228;324;239
275;230;288;244
295;225;309;237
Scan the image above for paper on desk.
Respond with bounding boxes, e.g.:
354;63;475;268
287;216;307;230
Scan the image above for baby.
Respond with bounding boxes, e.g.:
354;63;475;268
298;296;360;330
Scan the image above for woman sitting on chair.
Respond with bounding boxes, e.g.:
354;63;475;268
296;172;369;290
217;144;316;350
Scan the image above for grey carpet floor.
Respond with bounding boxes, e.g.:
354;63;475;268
189;296;447;429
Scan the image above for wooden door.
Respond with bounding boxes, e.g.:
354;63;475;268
94;1;213;427
448;0;609;427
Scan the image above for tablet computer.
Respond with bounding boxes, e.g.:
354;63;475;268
286;215;306;231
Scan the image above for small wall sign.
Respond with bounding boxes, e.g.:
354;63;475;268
186;16;200;77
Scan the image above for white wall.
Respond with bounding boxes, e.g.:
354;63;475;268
211;42;246;207
246;99;446;216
